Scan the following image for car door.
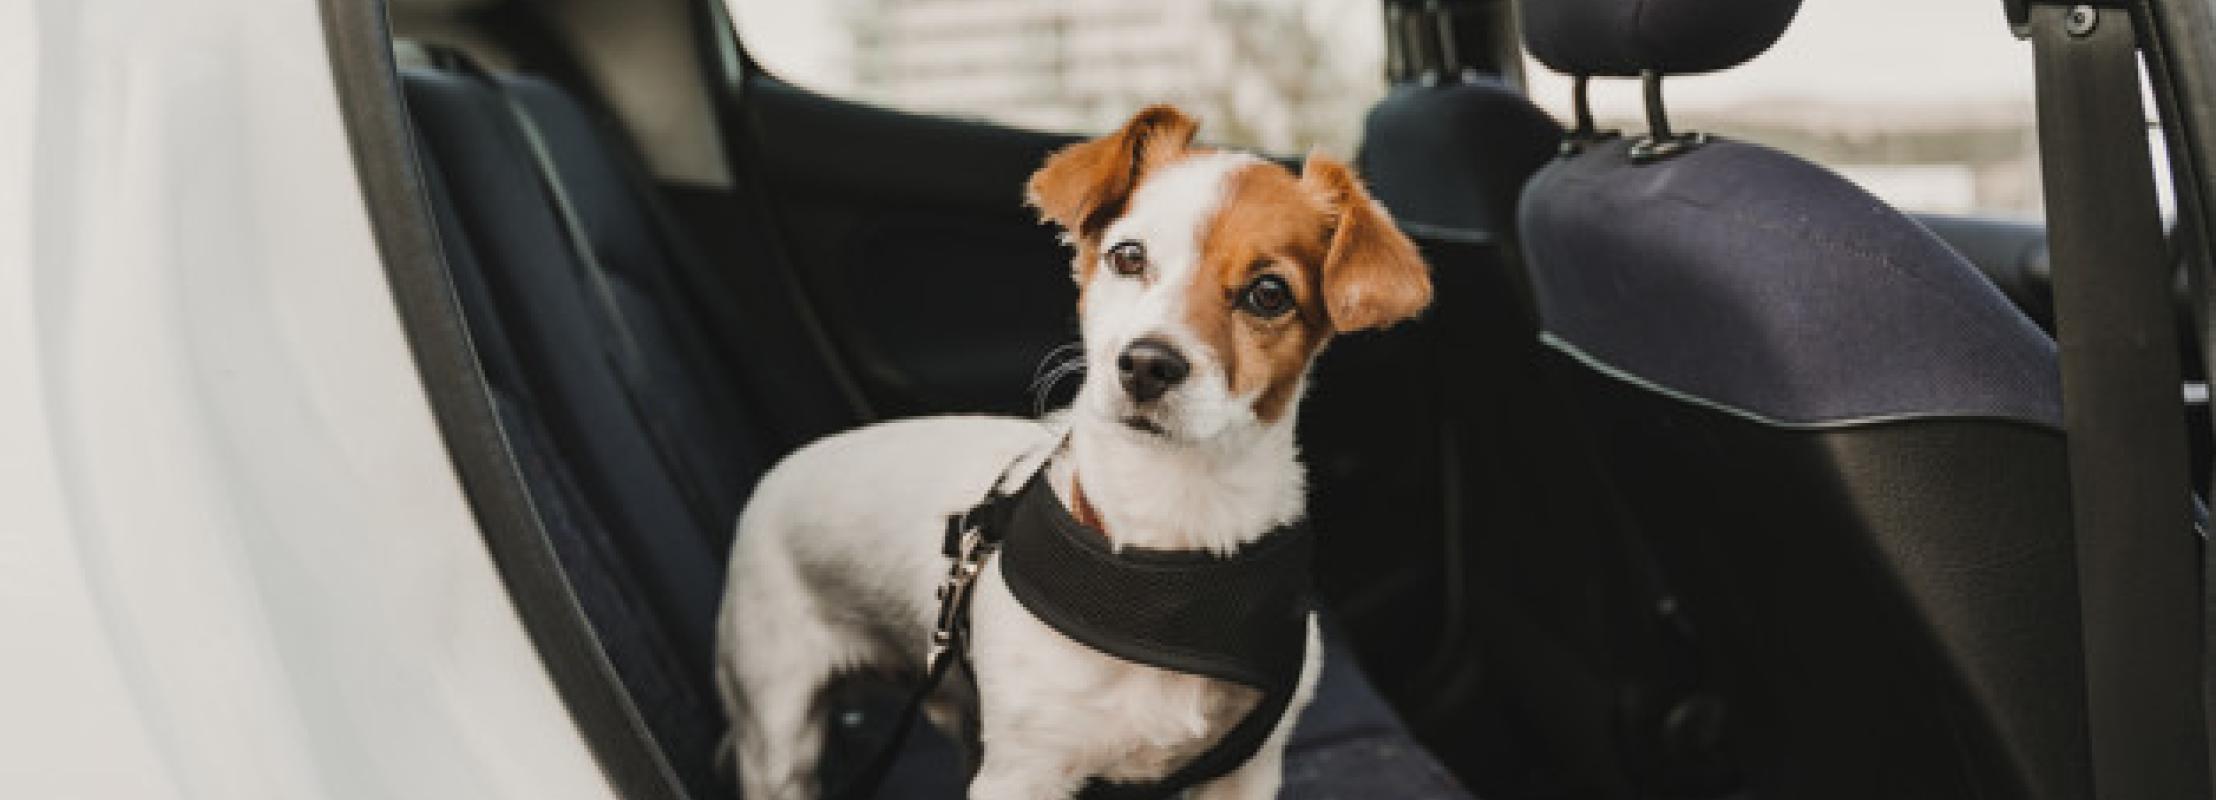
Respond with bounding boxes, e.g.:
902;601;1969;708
721;74;1080;417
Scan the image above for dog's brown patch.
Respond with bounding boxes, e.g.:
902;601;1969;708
1185;155;1435;422
1300;153;1433;333
1027;105;1199;287
1187;162;1334;422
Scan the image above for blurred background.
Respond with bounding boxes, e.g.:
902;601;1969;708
732;0;2049;220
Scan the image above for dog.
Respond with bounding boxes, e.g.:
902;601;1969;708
715;104;1432;800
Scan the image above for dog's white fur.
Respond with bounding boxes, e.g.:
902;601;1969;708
715;114;1428;798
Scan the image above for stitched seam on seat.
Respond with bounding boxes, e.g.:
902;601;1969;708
1540;333;2063;431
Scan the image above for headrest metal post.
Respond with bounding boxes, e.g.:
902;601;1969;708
1631;69;1707;163
1433;1;1463;79
1643;70;1673;141
1573;75;1596;137
1560;74;1621;157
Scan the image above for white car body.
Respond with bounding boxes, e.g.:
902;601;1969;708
2;1;617;796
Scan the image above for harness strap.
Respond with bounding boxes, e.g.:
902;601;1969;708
1000;475;1314;799
832;429;1311;800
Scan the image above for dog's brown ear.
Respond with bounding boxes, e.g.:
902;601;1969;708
1302;152;1433;333
1027;105;1199;242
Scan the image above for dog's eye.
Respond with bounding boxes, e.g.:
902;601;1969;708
1105;241;1146;276
1239;274;1295;318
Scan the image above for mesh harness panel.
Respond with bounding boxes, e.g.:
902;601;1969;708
993;473;1315;798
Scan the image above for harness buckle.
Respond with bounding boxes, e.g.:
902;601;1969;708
929;521;996;670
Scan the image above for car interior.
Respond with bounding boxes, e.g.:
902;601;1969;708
335;0;2212;797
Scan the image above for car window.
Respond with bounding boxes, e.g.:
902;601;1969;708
724;0;1387;157
1525;0;2045;220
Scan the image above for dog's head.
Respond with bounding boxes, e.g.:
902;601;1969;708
1027;105;1432;444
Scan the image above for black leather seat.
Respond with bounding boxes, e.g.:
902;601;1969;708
1511;1;2091;798
398;55;1472;799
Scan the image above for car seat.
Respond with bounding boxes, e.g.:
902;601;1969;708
1511;0;2091;797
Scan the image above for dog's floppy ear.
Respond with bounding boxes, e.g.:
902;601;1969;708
1301;152;1433;333
1027;105;1199;242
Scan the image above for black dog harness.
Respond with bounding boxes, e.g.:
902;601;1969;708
842;448;1315;800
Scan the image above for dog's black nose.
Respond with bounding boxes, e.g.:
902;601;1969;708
1117;339;1189;403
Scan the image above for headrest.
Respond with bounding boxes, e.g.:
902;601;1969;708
1521;0;1804;77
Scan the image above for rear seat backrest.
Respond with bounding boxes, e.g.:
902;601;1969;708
402;64;769;798
403;67;730;644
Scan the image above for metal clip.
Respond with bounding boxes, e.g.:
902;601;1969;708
928;526;995;670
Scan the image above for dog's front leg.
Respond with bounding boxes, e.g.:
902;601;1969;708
965;651;1092;800
1188;745;1284;800
1184;702;1293;800
967;571;1091;800
1190;615;1324;800
968;742;1086;800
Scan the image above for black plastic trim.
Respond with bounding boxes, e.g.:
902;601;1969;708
2033;6;2209;796
317;2;690;798
688;0;878;423
2136;0;2216;782
2144;0;2216;433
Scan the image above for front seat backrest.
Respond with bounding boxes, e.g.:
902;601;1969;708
1514;2;2092;798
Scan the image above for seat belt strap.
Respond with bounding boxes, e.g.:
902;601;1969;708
2030;5;2210;797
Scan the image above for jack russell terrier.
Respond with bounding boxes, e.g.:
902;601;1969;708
716;105;1432;800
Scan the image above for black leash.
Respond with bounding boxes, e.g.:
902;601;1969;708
824;447;1039;800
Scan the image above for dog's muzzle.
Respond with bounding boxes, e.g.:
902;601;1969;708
1116;338;1189;404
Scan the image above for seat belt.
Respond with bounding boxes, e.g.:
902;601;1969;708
2029;5;2211;798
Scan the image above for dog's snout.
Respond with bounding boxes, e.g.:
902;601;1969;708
1116;338;1189;403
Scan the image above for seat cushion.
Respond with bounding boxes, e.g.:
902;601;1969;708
839;626;1475;799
